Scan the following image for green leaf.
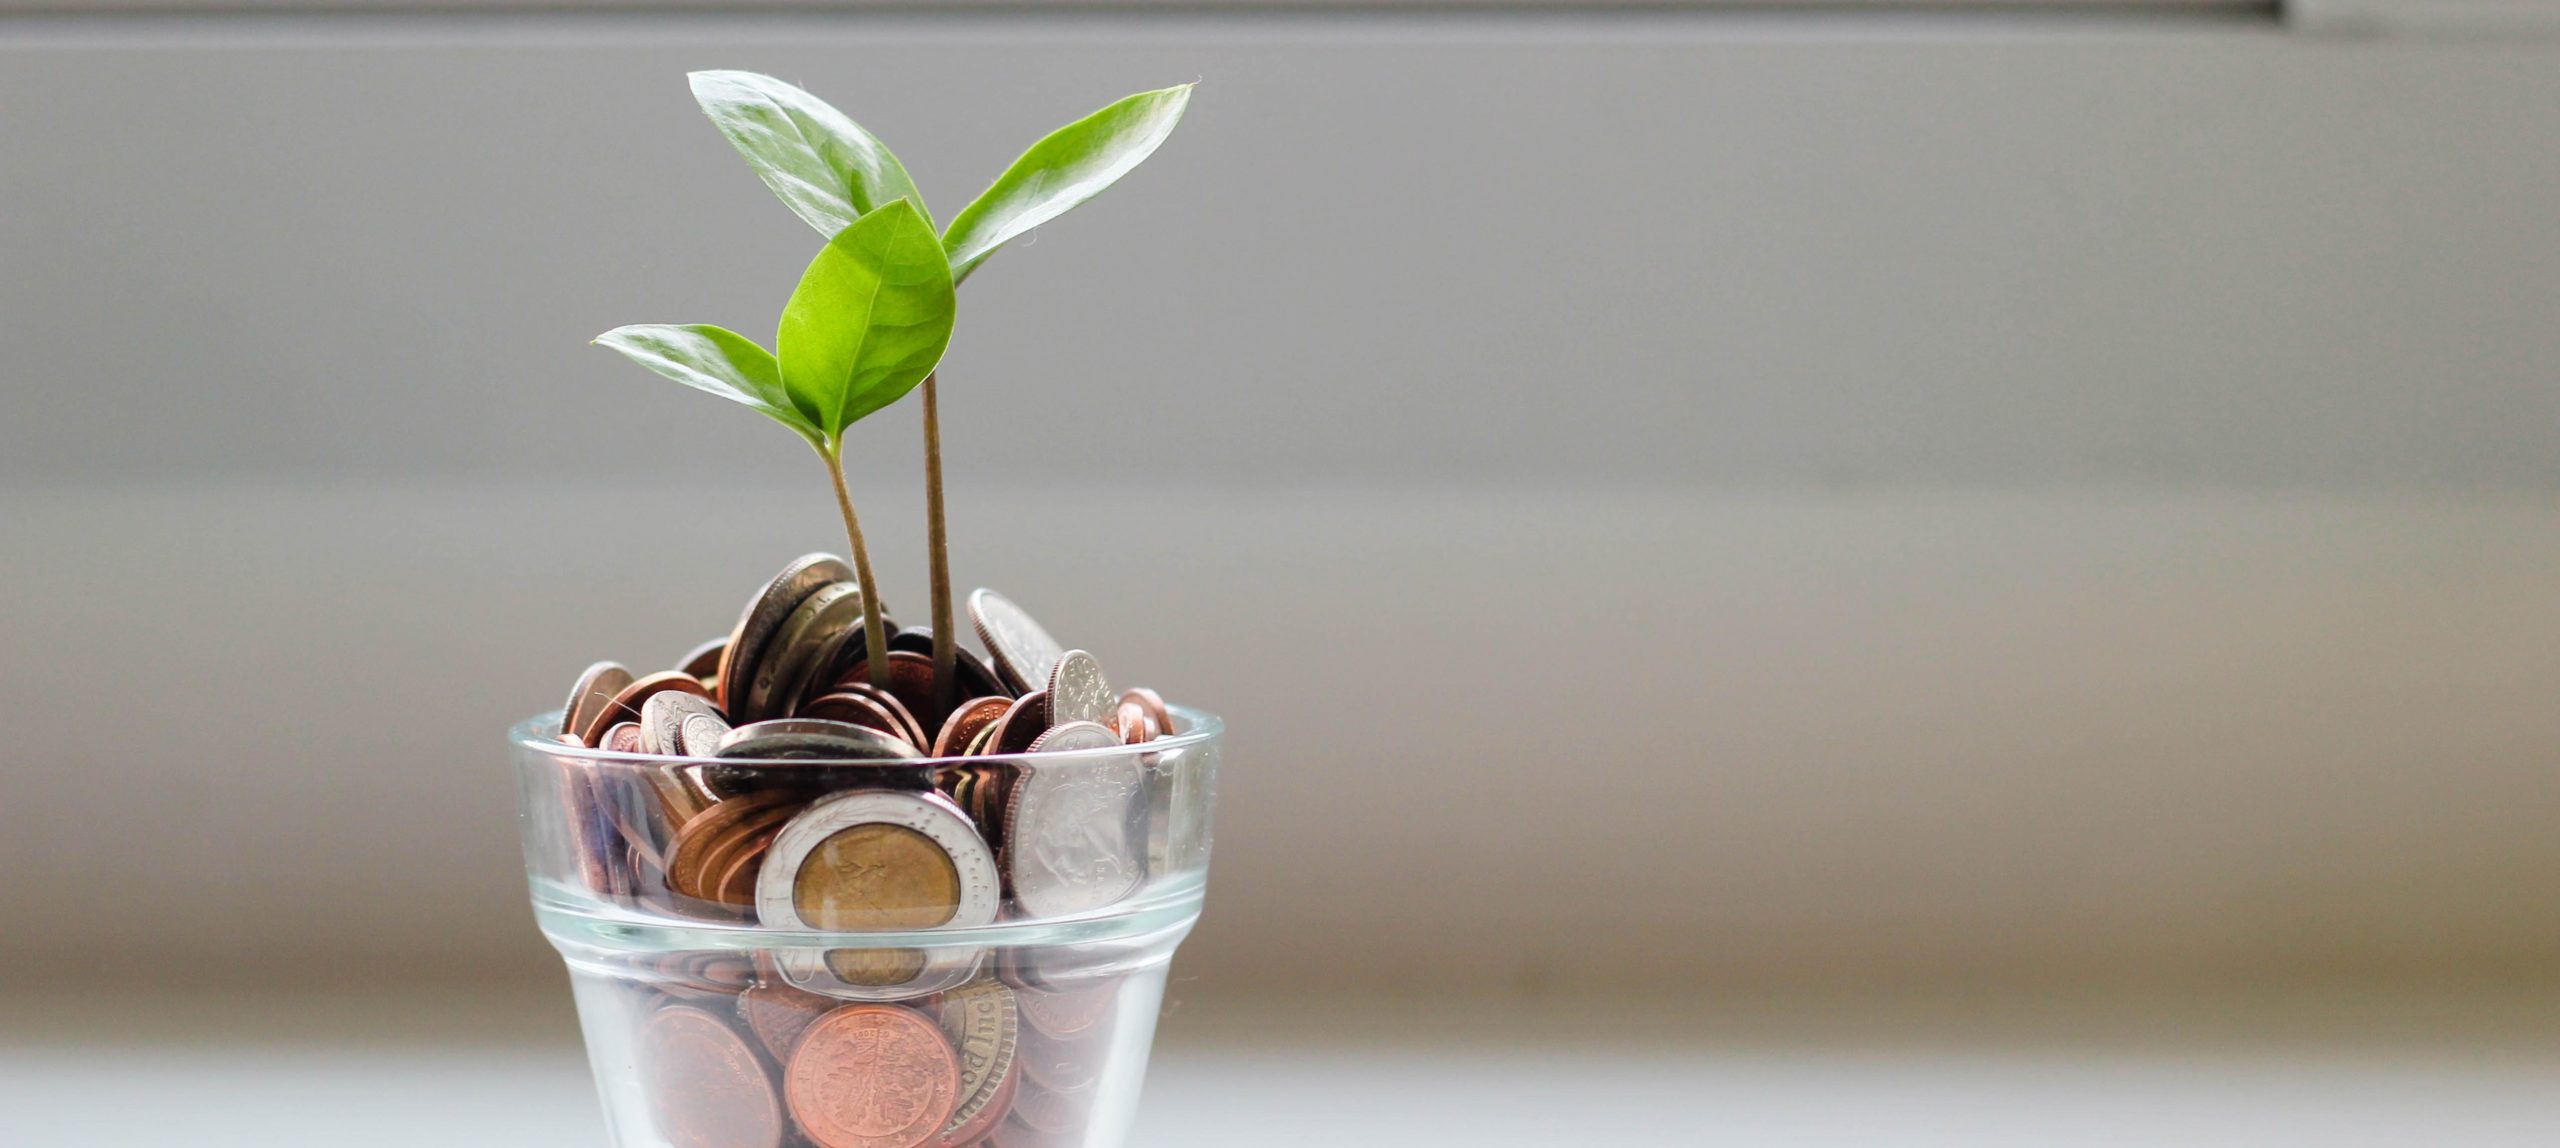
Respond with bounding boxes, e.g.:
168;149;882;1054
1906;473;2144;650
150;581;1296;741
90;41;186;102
593;323;818;442
942;84;1193;285
688;70;928;239
777;199;955;437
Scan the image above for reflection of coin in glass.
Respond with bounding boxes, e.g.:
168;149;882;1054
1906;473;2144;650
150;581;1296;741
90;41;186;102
642;1004;783;1148
758;791;1000;933
736;980;835;1063
823;947;929;986
795;824;962;930
785;1005;960;1148
1007;723;1147;918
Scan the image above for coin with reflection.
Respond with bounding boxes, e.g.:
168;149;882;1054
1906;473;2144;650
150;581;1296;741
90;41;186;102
968;589;1064;697
643;1004;784;1148
716;719;920;761
757;790;1000;933
785;1005;961;1148
932;697;1012;759
1006;722;1146;918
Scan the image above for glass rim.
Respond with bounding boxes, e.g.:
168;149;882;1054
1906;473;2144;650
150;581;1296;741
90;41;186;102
510;703;1222;768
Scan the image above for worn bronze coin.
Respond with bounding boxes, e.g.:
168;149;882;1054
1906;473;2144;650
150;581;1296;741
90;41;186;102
932;697;1011;759
642;1004;785;1148
562;660;635;745
785;1005;962;1148
717;554;855;720
666;791;798;901
843;683;931;751
601;721;645;754
688;802;804;908
1109;700;1154;744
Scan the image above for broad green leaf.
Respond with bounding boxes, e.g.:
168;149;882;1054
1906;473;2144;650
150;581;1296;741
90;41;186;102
689;70;928;239
942;84;1193;285
777;199;955;436
593;323;818;441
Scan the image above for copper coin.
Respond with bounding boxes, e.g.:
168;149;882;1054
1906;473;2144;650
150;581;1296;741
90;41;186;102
989;691;1049;757
831;651;948;737
601;721;645;754
677;636;729;681
962;722;1000;757
1118;687;1174;736
843;683;932;751
667;792;798;900
745;580;867;724
562;660;635;745
1109;701;1154;744
690;802;805;907
931;697;1011;759
737;980;838;1064
1014;981;1118;1041
718;554;855;719
804;690;922;749
1042;651;1112;730
585;670;716;747
967;589;1065;698
713;822;789;907
785;1005;962;1148
934;978;1021;1147
642;1004;785;1148
650;950;760;1000
891;627;1012;705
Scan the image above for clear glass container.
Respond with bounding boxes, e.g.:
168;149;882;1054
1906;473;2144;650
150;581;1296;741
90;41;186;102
511;706;1222;1148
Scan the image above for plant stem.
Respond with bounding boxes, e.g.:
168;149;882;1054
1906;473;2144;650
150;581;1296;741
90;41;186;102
920;372;957;710
821;440;892;691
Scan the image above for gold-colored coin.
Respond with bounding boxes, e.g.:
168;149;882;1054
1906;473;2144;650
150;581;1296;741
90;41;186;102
792;823;963;931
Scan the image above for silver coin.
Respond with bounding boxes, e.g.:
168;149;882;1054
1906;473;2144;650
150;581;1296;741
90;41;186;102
969;589;1065;697
561;661;634;744
742;580;865;723
1006;722;1147;918
716;553;854;719
677;711;733;757
1045;650;1113;729
640;690;724;757
714;718;920;760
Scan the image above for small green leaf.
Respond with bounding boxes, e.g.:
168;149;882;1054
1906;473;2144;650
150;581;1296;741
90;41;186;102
778;199;955;437
942;84;1193;285
594;323;818;442
689;70;928;239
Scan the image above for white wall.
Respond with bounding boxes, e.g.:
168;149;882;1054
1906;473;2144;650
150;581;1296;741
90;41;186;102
3;10;2555;991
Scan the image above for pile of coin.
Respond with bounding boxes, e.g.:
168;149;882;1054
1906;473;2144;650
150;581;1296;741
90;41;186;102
628;948;1130;1148
540;554;1190;1148
549;554;1176;930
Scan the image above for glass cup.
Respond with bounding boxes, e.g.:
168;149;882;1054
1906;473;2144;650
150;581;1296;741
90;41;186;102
511;706;1223;1148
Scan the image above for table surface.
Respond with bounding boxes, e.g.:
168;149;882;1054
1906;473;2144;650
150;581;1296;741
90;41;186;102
8;985;2558;1146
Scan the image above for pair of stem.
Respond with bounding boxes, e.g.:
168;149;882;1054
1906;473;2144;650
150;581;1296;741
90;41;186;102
817;373;958;706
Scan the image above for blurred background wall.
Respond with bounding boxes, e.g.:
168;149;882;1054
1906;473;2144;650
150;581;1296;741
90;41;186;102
3;1;2556;996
